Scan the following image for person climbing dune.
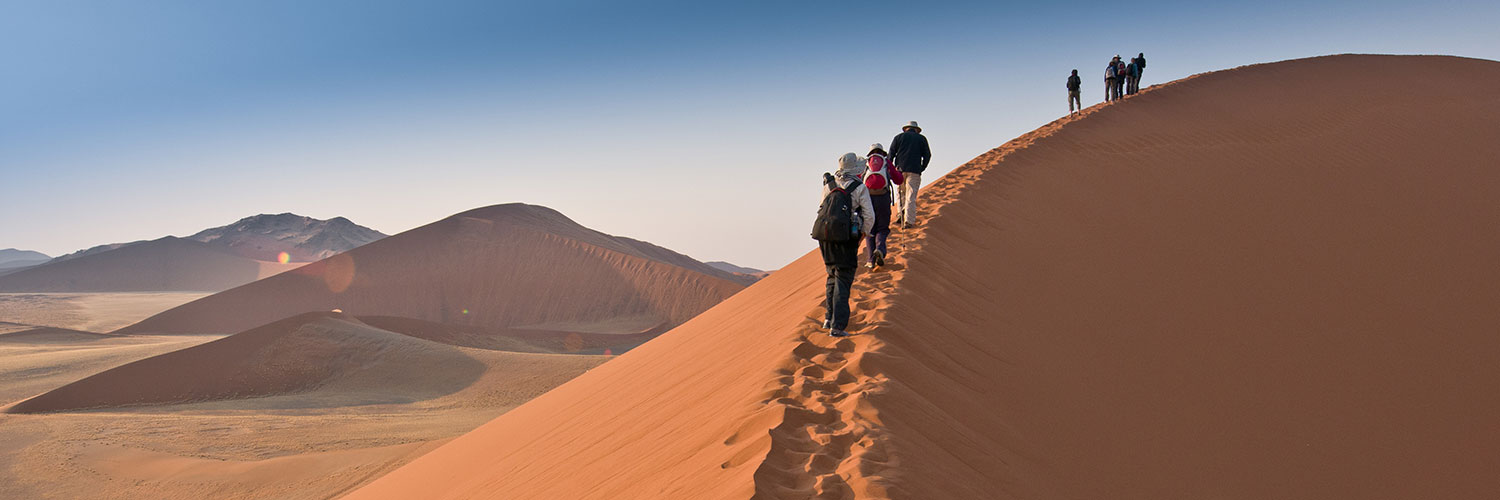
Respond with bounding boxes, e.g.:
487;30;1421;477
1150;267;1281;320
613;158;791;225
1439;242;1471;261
1067;69;1083;115
863;143;902;269
811;153;875;338
889;121;930;228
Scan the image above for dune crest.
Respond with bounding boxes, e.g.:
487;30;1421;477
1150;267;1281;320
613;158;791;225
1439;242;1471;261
7;312;486;413
117;203;747;336
342;55;1500;499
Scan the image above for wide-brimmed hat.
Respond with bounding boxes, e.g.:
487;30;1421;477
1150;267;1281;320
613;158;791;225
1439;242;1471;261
902;121;921;132
870;143;885;152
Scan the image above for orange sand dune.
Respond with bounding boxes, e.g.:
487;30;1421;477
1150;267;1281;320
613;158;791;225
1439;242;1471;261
8;312;486;413
0;237;299;292
117;204;747;335
344;55;1500;499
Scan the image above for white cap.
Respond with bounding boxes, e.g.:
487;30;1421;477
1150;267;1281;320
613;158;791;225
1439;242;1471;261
870;143;884;152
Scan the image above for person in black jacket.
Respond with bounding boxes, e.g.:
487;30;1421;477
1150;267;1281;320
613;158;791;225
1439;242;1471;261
1131;53;1147;92
1067;69;1083;116
889;121;931;228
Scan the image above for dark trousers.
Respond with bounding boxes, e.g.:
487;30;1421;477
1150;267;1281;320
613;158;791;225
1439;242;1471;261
866;191;892;261
820;239;858;330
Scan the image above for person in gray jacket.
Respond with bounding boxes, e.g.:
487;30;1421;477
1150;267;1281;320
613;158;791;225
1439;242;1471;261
820;152;876;337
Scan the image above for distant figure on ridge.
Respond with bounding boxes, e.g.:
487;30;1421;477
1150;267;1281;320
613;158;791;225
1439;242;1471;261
1104;57;1119;102
1067;69;1083;115
810;153;875;338
1125;57;1141;95
1131;52;1147;92
863;143;903;269
1114;55;1127;100
889;121;931;228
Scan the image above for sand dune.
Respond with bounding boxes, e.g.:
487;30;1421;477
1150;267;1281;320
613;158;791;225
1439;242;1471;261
118;204;747;336
344;55;1500;499
8;312;486;413
0;237;300;292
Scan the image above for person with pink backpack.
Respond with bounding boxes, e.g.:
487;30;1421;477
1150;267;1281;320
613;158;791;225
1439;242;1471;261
863;143;904;269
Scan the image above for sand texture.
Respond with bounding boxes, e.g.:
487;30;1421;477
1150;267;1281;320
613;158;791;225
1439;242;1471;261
0;237;299;293
343;55;1500;499
118;204;748;336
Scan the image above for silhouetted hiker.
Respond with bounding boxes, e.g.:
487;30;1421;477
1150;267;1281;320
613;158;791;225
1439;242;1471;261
811;153;875;337
1104;58;1119;102
889;121;930;228
1132;52;1147;92
1126;58;1141;95
1114;55;1127;100
1067;69;1083;115
863;143;903;269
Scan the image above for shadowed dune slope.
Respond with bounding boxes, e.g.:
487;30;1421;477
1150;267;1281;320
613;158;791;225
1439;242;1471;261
0;237;299;292
344;55;1500;499
8;312;485;413
117;204;747;335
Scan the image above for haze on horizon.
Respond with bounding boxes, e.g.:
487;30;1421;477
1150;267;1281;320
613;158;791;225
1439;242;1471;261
3;0;1496;270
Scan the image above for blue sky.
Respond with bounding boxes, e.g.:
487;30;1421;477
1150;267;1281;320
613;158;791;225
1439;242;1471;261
3;0;1497;269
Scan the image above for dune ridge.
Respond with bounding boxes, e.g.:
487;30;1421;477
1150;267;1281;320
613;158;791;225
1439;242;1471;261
117;204;747;336
0;237;299;293
7;312;487;413
343;54;1500;499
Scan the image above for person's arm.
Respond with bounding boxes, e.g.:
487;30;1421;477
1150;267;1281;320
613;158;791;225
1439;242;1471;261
920;137;932;168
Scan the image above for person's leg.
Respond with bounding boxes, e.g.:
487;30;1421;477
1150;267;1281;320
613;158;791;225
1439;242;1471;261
819;242;837;327
1069;92;1076;113
830;240;858;331
875;230;889;256
902;172;922;225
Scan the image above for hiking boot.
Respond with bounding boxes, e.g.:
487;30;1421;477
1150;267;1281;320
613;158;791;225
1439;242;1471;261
873;250;885;267
822;319;831;330
829;329;851;338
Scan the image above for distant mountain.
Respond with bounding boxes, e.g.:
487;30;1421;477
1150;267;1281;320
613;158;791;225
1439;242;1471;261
186;213;387;262
0;249;50;270
705;261;763;276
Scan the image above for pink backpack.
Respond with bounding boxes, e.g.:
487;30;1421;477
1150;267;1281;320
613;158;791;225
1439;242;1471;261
865;155;890;192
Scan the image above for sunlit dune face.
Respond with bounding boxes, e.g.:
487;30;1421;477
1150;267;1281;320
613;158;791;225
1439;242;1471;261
323;253;356;293
276;252;291;264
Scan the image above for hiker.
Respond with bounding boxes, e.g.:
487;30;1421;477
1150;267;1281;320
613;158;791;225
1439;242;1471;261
1114;56;1127;100
1067;69;1083;115
889;121;930;228
863;143;903;269
1125;57;1140;95
1104;58;1118;102
1132;53;1146;92
811;153;875;338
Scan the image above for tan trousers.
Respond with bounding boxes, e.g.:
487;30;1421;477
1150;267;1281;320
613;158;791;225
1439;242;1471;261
898;172;922;224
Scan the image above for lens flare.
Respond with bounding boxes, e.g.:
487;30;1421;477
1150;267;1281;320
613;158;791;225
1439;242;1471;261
276;251;291;264
322;253;356;293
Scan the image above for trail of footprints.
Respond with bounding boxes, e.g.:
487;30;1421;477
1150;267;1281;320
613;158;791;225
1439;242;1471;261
745;111;1085;498
749;229;918;499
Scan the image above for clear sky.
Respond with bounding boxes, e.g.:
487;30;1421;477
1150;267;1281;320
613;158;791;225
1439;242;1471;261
3;0;1496;270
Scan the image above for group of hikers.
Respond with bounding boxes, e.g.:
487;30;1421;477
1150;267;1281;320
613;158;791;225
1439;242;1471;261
1068;52;1147;115
811;121;930;338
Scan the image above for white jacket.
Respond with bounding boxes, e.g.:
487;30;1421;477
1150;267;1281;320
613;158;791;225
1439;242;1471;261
822;153;876;236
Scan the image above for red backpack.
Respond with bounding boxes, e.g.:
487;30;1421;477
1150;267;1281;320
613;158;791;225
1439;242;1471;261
865;155;890;193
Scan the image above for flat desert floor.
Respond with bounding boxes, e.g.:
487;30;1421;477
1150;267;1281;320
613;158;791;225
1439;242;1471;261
0;293;606;499
0;292;211;333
